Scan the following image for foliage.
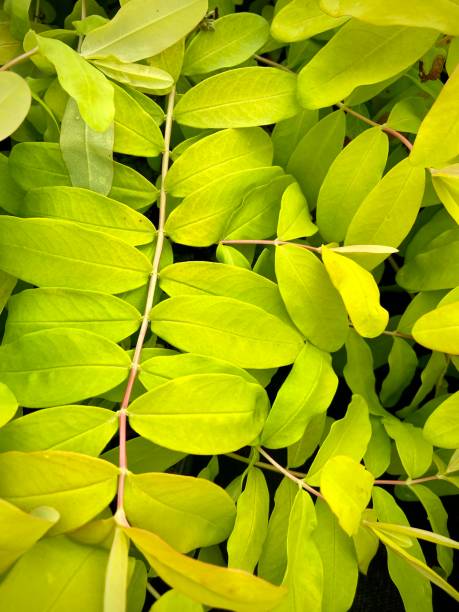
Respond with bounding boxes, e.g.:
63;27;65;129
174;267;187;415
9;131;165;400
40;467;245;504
0;0;458;610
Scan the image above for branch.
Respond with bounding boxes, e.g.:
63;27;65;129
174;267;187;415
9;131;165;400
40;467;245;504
115;86;176;526
257;447;323;498
0;47;39;72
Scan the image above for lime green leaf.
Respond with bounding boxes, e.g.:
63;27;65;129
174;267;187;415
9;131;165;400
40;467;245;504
151;295;303;368
386;97;429;134
272;0;348;42
345;158;426;270
397;235;459;290
183;13;269;75
317;127;388;242
276;490;323;612
411;66;459;168
297;21;437;109
227;467;269;572
0;451;118;534
0;382;18;427
384;418;433;478
271;109;318;167
432;164;459;223
0;72;31;142
126;527;287;612
277;181;318;240
94;58;173;94
412;301;459;355
5;287;141;344
262;343;337;448
165;166;283;246
258;478;297;585
315;499;359;612
322;246;389;338
0;152;23;215
0;328;130;408
287;413;327;469
125;472;235;553
24;185;154;246
0;536;111;610
287;110;346;208
174;67;301;128
275;244;349;352
380;338;418;407
0;499;58;573
4;0;31;39
148;38;185;83
104;527;130;612
81;0;207;62
102;437;184;474
307;395;372;484
60;98;114;196
0;216;151;294
0;405;118;455
409;485;454;576
152;590;204;611
320;0;459;34
353;509;379;574
423;392;459;449
129;373;269;454
165;128;272;197
321;455;374;536
33;33;114;132
372;487;433;611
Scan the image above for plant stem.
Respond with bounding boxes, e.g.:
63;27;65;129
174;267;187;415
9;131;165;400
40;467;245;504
115;86;176;526
0;47;39;72
254;54;292;72
34;0;41;21
257;447;323;498
220;238;321;252
146;582;161;600
375;475;439;486
226;452;306;478
77;0;87;52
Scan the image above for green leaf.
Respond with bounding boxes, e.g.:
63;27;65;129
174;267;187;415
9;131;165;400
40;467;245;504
125;472;235;553
150;295;303;368
322;246;389;338
4;287;141;344
23;186;155;246
276;490;323;612
129;373;269;454
0;72;31;142
0;451;118;533
0;328;130;408
0;216;151;294
183;13;269;75
287;110;346;208
275;244;349;352
345;158;426;270
102;437;185;474
320;0;459;34
307;395;372;484
386;97;429;134
0;499;58;573
174;67;301;128
4;0;31;39
104;527;130;612
112;83;165;157
148;38;185;83
165;128;272;197
81;0;207;62
411;66;459;168
0;152;23;215
32;33;114;132
227;467;269;572
317;127;388;242
126;527;287;612
165;166;283;246
94;58;173;94
8;142;159;209
0;382;18;427
432;165;459;224
412;301;459;355
262;343;338;448
152;590;204;611
321;456;374;536
0;536;111;610
272;0;348;42
0;405;118;455
297;21;437;109
409;484;454;576
60;98;114;196
287;413;327;469
423;392;459;449
277;181;318;240
380;338;418;407
372;487;433;611
314;499;359;612
352;509;379;574
383;418;433;478
271;109;318;168
258;478;297;585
